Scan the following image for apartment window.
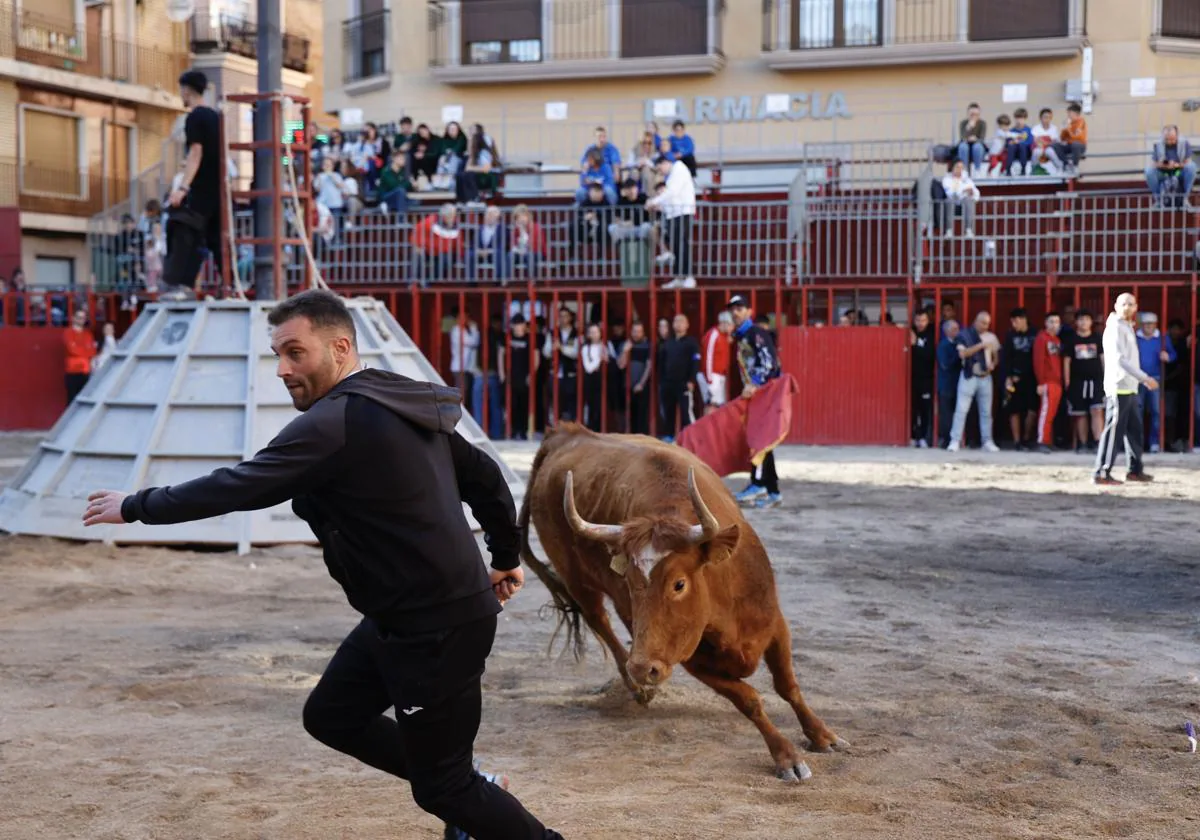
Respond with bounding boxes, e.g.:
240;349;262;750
1161;0;1200;39
19;106;85;198
461;0;542;64
968;0;1070;41
792;0;881;49
622;0;710;58
343;2;389;82
34;256;76;289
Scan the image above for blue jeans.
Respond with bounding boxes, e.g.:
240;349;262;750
1145;162;1197;197
1139;382;1162;448
949;374;995;446
472;372;505;439
1006;143;1032;174
575;185;616;205
957;141;984;168
379;187;408;214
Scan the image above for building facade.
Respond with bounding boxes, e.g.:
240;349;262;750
0;0;191;285
322;0;1200;173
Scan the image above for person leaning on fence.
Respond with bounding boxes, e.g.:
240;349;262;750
1145;126;1195;209
1094;293;1157;485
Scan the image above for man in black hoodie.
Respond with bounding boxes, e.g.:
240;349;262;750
910;308;936;447
83;290;564;840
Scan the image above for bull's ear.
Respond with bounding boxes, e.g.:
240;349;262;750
701;524;740;566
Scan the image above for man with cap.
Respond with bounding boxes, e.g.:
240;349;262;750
728;294;783;508
1095;292;1158;485
701;311;734;415
1134;310;1176;453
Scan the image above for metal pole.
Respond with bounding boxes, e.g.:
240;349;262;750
253;0;283;300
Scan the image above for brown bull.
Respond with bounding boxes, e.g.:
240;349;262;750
518;423;845;781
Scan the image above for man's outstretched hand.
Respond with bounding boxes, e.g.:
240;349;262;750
83;490;129;527
490;567;524;604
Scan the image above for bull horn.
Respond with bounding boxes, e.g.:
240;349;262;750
563;470;624;544
687;467;721;544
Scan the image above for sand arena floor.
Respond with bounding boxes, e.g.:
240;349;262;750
1;433;1199;839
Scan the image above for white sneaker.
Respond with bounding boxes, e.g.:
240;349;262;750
945;230;954;239
655;251;675;266
983;441;1000;452
964;228;976;238
681;276;696;288
947;441;961;452
661;278;683;289
918;439;929;449
1024;162;1034;176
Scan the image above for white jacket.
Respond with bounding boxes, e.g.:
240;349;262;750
1102;312;1150;396
647;160;696;219
941;173;981;200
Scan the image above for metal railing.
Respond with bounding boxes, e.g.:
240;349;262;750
342;10;390;83
426;0;723;68
762;0;1086;52
189;10;312;73
1;3;188;90
0;159;131;217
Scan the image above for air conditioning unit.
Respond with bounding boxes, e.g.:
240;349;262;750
1064;79;1100;104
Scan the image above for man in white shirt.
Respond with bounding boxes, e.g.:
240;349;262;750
646;155;696;289
1030;108;1062;176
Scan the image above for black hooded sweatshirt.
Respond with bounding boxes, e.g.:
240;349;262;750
120;369;518;634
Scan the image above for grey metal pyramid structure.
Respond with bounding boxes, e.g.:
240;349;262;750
0;296;523;554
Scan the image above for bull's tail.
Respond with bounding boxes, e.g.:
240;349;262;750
518;445;588;662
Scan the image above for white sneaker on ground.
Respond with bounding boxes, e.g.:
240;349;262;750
947;441;961;452
983;441;1000;452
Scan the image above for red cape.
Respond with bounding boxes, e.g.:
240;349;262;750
677;374;797;477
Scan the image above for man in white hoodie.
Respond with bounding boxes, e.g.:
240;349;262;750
647;154;696;289
1094;293;1158;485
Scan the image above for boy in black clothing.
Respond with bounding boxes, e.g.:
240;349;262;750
83;290;564;840
1062;307;1104;452
910;309;936;447
1001;307;1038;448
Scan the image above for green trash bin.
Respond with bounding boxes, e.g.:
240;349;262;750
619;238;651;288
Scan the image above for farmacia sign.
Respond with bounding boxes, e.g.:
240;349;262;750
644;93;851;125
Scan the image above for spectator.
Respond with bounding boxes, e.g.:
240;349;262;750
138;198;164;234
377;149;412;214
1094;293;1156;485
94;321;119;371
533;315;550;435
1063;307;1104;453
507;314;535;440
1001;307;1038;450
391;117;414;152
1135;311;1175;453
957;102;987;178
163;70;220;298
411;204;463;285
509;204;546;275
350;122;389;193
440;121;468;174
701;311;733;416
667;120;698;177
644;121;663;152
940;159;981;238
144;220;166;293
987;113;1013;177
1056;103;1088;175
1060;302;1078;343
448;308;480;414
580;126;622;176
1034;312;1064;453
574;183;612;251
606;322;629;432
939;300;958;339
457;124;499;205
1030;108;1062;176
911;309;936;447
473;313;506;440
609;178;654;245
1164;318;1190;452
947;311;1000;452
576;149;616;206
647;155;696;289
627;131;659;195
755;313;779;346
580;322;608;432
325;128;348;164
1005;108;1033;176
408;123;440;186
659;313;701;443
655;317;671;433
63;308;97;403
468;205;510;283
116;213;144;293
937;319;962;448
1146;125;1195;208
313;156;348;222
338;160;362;219
624;320;653;435
544;306;580;422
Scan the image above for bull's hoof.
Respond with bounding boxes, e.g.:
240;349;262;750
810;734;850;753
776;762;813;783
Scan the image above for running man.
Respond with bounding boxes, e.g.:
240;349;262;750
1094;292;1157;486
727;293;783;508
83;290;565;840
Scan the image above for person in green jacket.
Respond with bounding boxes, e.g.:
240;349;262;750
378;148;412;214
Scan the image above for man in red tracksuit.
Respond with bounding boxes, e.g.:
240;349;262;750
1033;311;1063;453
700;311;733;415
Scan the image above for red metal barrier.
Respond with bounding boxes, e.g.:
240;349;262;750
0;328;69;429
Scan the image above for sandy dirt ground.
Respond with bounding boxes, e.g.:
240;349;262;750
2;433;1199;840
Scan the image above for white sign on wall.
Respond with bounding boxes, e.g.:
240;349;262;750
339;108;364;128
165;0;196;23
1002;84;1028;104
652;98;678;119
545;102;568;121
1130;78;1157;98
441;104;464;124
763;93;791;114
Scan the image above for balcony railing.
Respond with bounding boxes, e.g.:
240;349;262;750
0;3;189;90
342;10;390;84
763;0;1085;62
189;11;313;73
0;159;130;217
426;0;723;80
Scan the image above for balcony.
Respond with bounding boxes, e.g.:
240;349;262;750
190;11;313;74
0;3;188;93
342;9;391;93
1151;0;1200;56
426;0;725;84
762;0;1086;70
0;159;129;218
